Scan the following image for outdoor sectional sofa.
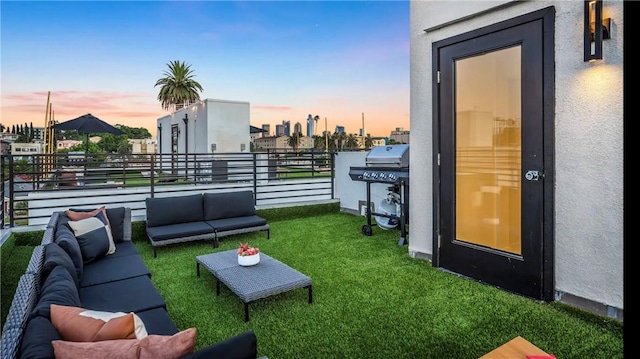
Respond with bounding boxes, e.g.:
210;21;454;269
145;191;270;257
0;207;259;359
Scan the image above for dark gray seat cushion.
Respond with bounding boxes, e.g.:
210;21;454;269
135;307;179;336
206;215;267;232
30;266;81;321
80;254;151;288
108;240;140;258
203;191;256;220
146;221;214;241
146;194;204;227
42;242;79;288
80;275;166;313
54;224;83;280
20;316;60;359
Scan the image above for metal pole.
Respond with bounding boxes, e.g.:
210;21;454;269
252;153;257;205
9;155;14;228
330;152;335;199
150;154;155;198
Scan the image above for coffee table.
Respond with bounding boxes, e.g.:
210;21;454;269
196;249;313;321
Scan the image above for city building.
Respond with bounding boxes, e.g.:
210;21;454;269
250;125;266;142
56;140;83;151
282;120;291;136
293;122;303;136
31;127;45;141
128;138;158;154
157;98;250;155
11;142;43;155
261;124;270;138
306;114;317;137
275;124;284;137
371;138;386;147
253;136;314;152
390;127;410;144
334;125;345;134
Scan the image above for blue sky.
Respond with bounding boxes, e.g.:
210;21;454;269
1;1;409;137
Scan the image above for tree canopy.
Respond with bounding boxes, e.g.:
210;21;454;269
155;60;204;111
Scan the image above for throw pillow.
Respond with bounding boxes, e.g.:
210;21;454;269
105;207;126;243
66;206;106;222
50;304;148;342
43;242;79;288
69;207;126;243
52;328;197;359
68;213;115;263
68;209;115;254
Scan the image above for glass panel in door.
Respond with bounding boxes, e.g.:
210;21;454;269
455;46;522;255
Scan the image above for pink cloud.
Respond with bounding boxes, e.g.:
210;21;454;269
252;105;293;111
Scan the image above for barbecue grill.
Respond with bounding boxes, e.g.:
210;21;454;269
349;145;409;245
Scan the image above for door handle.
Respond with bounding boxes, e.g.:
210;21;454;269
524;170;540;181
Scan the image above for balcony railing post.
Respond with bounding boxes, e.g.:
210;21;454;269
331;151;335;199
1;155;4;229
150;154;155;198
311;152;315;178
253;153;257;205
9;155;14;228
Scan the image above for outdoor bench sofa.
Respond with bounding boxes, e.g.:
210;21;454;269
0;207;259;359
145;191;270;257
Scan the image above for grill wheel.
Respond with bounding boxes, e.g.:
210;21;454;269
361;224;373;236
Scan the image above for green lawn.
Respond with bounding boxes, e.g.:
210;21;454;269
1;207;624;358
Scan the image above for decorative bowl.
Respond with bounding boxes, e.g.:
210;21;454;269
238;253;260;266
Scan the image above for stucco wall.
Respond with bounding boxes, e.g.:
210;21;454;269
204;99;251;153
410;0;623;311
156;99;250;155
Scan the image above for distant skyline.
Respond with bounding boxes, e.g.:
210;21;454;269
1;1;409;138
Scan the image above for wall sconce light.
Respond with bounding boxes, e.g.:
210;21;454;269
584;0;611;62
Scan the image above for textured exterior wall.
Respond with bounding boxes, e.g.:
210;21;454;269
204;99;250;153
410;0;623;311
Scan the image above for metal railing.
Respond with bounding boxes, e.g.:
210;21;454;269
2;151;336;227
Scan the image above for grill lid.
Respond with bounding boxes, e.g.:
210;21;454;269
365;144;409;168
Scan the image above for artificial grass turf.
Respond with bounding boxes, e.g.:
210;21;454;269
0;208;624;358
132;212;624;359
1;244;35;330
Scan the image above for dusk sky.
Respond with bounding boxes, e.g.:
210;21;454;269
1;1;409;138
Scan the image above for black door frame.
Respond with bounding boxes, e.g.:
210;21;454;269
431;7;555;301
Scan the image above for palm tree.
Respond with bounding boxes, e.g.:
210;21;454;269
364;134;373;150
345;134;359;149
287;133;300;153
155;60;204;112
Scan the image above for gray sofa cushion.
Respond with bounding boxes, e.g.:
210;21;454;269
19;316;60;359
146;221;214;241
43;243;79;288
146;194;204;227
135;307;179;336
107;240;139;258
79;275;166;313
203;191;256;220
206;215;267;232
54;224;83;281
30;266;81;321
80;254;150;288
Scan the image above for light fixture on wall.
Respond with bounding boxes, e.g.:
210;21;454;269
584;0;611;62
